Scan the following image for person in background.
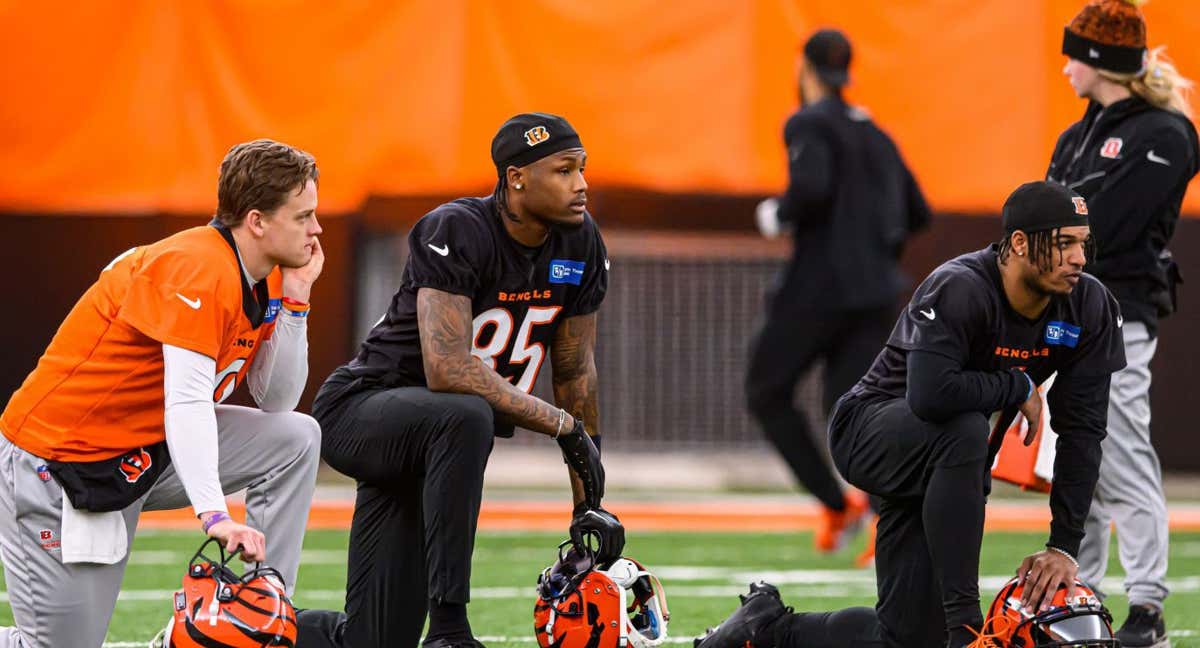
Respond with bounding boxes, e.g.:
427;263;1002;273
748;28;930;565
1049;1;1199;644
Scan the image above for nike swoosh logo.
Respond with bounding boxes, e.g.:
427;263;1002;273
1088;48;1101;59
176;293;201;310
1147;150;1171;166
604;259;611;271
919;308;936;320
1117;315;1124;328
428;243;449;257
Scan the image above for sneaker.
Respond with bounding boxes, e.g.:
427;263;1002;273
694;582;791;648
814;490;869;553
423;637;487;648
854;515;877;568
1117;604;1170;648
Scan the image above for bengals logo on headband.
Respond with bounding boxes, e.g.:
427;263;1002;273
1072;196;1088;215
524;126;550;146
118;448;153;483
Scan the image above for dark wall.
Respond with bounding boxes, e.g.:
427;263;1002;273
2;200;1198;471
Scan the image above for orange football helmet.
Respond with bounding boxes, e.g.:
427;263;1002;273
985;577;1117;647
534;541;670;648
154;538;297;647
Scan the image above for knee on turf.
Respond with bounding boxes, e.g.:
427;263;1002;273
933;411;989;467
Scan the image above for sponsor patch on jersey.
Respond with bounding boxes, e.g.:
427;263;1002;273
549;259;586;285
264;298;282;323
1045;321;1081;348
1099;137;1123;159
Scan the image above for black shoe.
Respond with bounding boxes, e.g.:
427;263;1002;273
1116;604;1169;648
423;636;487;648
694;582;791;648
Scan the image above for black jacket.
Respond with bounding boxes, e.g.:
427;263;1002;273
775;96;930;311
1047;96;1199;334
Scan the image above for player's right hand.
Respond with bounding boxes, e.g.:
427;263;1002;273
206;518;267;562
755;198;781;239
556;419;605;508
1018;374;1042;446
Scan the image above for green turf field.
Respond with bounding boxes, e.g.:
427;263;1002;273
2;528;1196;646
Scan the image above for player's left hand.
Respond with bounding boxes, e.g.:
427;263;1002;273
569;504;625;566
1016;548;1078;613
282;236;324;302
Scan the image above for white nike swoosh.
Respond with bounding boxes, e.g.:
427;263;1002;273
1147;150;1171;166
176;293;201;310
1088;48;1101;59
428;243;449;257
604;259;611;271
1117;315;1124;328
919;308;936;320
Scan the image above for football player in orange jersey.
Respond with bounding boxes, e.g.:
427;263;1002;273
0;139;324;648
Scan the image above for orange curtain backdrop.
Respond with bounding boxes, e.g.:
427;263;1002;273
0;0;1197;215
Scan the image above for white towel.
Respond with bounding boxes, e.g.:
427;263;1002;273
60;497;127;565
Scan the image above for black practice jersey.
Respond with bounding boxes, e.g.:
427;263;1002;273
349;195;608;392
857;245;1125;403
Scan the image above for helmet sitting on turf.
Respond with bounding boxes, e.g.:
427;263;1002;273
153;538;297;647
534;540;670;648
985;577;1117;647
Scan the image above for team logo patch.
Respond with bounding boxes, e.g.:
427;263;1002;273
35;464;51;482
264;298;282;323
524;125;550;146
118;448;153;483
1100;137;1123;159
549;259;586;285
38;529;59;550
1072;196;1088;215
1044;321;1081;348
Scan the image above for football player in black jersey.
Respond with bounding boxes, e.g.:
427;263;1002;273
696;181;1126;648
296;113;623;648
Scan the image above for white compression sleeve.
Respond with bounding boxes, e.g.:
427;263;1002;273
247;309;309;412
162;344;228;516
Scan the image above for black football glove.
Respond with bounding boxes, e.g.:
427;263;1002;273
556;419;604;509
569;503;625;567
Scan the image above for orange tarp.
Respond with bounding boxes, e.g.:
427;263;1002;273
1;1;1198;215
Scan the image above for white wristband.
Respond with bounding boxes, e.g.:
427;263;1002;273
1047;545;1078;568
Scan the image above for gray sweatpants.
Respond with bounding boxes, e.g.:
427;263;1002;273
1077;321;1170;609
0;404;321;648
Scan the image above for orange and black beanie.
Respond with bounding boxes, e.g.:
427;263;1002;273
1062;0;1148;74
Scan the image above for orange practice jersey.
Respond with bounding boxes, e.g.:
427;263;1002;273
0;225;282;462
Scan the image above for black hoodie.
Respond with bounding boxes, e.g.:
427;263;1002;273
1047;96;1199;336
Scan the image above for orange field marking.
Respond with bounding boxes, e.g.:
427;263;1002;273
137;500;1200;533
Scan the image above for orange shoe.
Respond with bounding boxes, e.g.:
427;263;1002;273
854;515;877;568
814;490;869;553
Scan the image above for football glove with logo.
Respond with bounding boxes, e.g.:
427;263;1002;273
569;503;625;567
556;419;605;508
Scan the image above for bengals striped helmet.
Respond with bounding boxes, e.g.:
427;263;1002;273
984;576;1117;647
534;540;670;648
156;538;297;647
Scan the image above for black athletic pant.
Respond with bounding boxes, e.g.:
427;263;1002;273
771;393;990;648
745;303;892;511
296;368;496;648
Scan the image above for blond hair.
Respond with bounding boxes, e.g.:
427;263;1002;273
1100;46;1194;118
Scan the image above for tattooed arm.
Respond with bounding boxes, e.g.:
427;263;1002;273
418;287;570;435
551;312;600;507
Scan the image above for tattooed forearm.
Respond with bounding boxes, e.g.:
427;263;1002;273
417;288;562;434
552;313;600;435
552;313;601;506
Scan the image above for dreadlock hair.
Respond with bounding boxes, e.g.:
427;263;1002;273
997;229;1058;273
493;175;521;223
997;228;1098;273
